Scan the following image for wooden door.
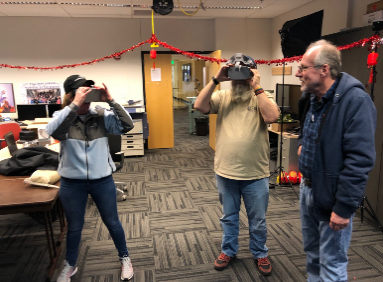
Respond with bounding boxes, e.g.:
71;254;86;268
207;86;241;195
144;54;174;149
206;50;221;151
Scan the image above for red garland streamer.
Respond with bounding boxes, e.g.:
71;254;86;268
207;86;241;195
0;34;381;70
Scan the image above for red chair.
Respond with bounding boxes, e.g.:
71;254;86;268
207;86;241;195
0;122;21;148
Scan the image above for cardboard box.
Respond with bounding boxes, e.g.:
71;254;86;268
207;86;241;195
367;1;383;14
363;10;383;26
270;122;298;132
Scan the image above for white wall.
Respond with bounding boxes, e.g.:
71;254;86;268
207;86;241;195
0;17;215;119
214;18;273;91
140;18;215;52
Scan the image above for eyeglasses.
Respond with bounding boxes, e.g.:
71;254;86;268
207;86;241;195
297;65;323;72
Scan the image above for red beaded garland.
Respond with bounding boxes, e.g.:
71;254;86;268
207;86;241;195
0;34;380;70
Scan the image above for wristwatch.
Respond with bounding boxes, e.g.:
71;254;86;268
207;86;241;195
212;77;219;85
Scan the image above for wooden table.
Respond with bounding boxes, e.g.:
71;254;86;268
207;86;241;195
0;175;65;282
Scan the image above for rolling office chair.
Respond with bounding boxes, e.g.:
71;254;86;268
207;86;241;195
107;133;127;201
0;122;21;149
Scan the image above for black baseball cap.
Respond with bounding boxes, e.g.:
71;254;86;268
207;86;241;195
63;75;95;93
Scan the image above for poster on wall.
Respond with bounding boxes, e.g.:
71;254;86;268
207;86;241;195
20;82;63;104
0;83;16;113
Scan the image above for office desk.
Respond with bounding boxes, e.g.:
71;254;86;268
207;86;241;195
0;175;65;282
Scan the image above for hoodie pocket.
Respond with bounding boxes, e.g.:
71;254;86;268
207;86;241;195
313;171;338;210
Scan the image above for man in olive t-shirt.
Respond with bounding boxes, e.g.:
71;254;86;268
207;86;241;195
194;55;279;276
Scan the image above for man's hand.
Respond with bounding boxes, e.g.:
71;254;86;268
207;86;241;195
214;64;232;82
249;68;261;90
73;87;92;107
95;83;113;102
329;211;350;231
298;145;302;156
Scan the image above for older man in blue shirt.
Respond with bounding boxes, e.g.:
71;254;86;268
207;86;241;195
296;40;376;282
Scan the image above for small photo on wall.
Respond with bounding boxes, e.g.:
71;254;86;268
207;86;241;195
20;82;64;104
0;83;16;113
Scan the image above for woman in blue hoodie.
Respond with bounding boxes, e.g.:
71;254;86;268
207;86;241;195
46;75;135;282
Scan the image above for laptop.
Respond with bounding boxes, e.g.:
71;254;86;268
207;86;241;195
4;131;18;156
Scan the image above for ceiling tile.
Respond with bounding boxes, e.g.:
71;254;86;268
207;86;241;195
61;5;132;15
0;5;69;16
0;0;317;18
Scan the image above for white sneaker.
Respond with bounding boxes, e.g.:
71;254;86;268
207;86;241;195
57;261;78;282
120;256;134;281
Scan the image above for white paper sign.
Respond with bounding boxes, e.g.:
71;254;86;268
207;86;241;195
20;82;64;104
151;68;161;82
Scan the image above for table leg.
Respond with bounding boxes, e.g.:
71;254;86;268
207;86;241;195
45;203;66;282
58;199;66;232
47;211;57;257
44;211;54;264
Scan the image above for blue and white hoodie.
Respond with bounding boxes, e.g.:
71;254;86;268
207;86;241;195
46;100;134;180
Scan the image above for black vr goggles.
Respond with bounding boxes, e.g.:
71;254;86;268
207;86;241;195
226;53;257;80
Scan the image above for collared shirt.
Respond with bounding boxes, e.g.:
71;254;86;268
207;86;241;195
299;79;339;180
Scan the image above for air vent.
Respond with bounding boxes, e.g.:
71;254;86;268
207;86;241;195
134;9;194;17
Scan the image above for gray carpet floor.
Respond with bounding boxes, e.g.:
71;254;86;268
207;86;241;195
1;107;383;282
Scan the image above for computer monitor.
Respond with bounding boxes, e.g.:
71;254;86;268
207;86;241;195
276;84;302;120
48;104;62;117
17;104;47;121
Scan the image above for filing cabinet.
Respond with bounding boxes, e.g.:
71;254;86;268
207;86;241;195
121;119;144;156
276;133;299;173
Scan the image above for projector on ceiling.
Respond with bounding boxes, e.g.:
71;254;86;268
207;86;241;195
152;0;174;16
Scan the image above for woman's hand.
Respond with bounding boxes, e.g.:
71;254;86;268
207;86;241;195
73;87;92;107
95;83;113;102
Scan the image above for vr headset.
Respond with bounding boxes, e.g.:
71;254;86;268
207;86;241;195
226;53;257;80
84;88;102;103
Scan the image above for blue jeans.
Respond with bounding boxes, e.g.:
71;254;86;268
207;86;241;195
216;174;269;259
60;175;128;266
300;181;353;282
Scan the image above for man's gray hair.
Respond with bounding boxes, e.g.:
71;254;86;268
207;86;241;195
307;40;341;79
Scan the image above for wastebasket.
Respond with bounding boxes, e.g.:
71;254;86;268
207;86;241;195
195;116;209;136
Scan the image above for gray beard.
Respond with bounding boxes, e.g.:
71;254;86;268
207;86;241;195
231;83;253;103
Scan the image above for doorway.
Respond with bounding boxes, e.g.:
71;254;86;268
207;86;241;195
141;51;214;149
171;55;206;109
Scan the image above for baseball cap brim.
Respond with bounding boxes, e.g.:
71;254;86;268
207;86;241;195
71;79;95;90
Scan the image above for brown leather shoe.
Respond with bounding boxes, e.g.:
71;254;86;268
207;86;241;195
256;257;272;276
214;253;235;271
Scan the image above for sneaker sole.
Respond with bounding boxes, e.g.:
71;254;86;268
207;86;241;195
63;267;78;282
214;256;236;271
255;260;271;276
258;270;272;276
121;272;134;281
214;265;228;271
72;267;78;277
